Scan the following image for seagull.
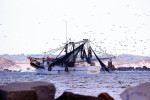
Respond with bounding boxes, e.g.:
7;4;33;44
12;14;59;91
84;32;87;34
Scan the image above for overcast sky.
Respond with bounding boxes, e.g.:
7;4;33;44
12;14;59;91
0;0;150;56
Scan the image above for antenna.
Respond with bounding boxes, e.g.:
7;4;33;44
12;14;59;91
66;20;68;43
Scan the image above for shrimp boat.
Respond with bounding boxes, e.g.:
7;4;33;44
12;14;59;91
28;39;115;74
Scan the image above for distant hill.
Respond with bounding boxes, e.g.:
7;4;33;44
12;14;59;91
0;54;150;67
112;54;150;68
0;53;149;61
0;54;58;62
117;54;150;61
0;58;15;67
0;58;20;71
0;54;27;61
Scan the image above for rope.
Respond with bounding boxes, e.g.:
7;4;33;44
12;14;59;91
42;45;65;55
90;41;108;55
90;41;115;58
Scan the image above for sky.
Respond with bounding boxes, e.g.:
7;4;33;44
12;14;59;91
0;0;150;56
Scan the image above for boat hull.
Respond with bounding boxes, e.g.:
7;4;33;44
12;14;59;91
35;66;101;75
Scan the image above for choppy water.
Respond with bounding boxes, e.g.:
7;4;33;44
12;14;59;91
0;71;150;100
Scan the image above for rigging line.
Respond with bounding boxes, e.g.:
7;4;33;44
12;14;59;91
90;41;110;56
90;41;106;53
94;50;106;55
55;46;65;59
43;45;65;55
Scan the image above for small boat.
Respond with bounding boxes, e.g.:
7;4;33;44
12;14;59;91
27;39;115;74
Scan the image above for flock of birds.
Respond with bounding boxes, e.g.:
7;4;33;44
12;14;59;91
1;22;149;56
84;24;149;56
46;21;150;57
0;3;149;56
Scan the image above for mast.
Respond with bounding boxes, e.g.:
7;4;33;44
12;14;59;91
66;20;68;44
65;20;68;55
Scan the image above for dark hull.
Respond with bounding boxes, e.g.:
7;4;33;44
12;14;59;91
30;62;45;69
